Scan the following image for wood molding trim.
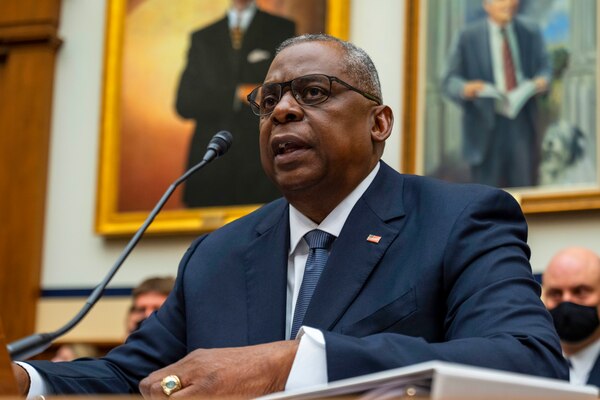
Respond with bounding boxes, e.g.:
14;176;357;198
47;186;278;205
0;23;62;48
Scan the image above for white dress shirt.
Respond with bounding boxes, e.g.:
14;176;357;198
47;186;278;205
567;339;600;385
285;163;380;389
227;1;256;32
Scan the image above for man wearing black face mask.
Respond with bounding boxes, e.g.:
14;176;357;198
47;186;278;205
543;247;600;386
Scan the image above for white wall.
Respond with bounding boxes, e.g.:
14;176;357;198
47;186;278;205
350;0;404;169
528;212;600;274
43;0;188;288
42;0;600;291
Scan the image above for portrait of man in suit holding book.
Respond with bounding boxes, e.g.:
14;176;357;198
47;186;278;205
441;0;551;188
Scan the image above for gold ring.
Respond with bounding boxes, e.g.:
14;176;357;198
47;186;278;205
160;375;182;396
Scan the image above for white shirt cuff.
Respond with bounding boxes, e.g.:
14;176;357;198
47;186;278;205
15;361;50;399
17;329;327;396
285;326;328;390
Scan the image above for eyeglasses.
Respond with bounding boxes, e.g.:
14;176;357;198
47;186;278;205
129;305;159;314
247;74;382;116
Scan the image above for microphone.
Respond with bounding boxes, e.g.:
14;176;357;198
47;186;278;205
203;130;233;162
7;131;233;360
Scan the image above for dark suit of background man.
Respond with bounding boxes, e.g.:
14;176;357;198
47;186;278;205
176;0;295;207
442;0;551;188
13;34;567;398
543;247;600;387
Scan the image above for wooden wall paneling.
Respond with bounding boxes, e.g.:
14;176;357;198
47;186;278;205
0;319;17;395
0;0;61;26
0;1;62;343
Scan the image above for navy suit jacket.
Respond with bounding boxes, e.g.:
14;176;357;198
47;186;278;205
27;162;568;393
442;17;551;165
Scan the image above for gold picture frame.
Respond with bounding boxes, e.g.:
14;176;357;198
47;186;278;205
402;0;600;214
96;0;350;236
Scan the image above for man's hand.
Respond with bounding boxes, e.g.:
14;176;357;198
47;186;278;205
139;340;300;399
463;80;486;99
12;363;31;395
533;76;549;93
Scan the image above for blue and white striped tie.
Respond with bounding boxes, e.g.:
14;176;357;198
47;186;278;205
290;229;336;339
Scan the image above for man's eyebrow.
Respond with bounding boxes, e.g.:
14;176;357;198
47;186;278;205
544;288;562;294
572;284;594;291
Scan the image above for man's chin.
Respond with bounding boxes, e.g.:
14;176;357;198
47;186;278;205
275;176;321;199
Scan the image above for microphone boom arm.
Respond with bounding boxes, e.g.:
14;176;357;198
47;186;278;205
7;131;232;360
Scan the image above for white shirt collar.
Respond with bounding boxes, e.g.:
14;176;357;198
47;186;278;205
227;1;257;31
487;18;514;35
288;162;381;255
568;339;600;385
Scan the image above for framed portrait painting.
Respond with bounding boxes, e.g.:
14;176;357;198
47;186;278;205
402;0;600;213
96;0;350;236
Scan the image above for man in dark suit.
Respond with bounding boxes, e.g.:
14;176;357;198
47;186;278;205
176;0;295;207
13;34;567;398
442;0;551;188
543;247;600;387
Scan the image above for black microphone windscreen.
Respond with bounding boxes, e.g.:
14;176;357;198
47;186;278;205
207;131;233;157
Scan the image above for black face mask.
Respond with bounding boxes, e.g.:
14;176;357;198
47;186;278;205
549;302;600;343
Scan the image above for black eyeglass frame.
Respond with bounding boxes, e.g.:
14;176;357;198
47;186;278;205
247;74;382;116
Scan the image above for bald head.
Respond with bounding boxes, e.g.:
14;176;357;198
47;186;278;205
542;247;600;310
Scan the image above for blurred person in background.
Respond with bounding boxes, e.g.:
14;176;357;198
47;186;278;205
51;344;101;362
543;247;600;386
125;276;175;335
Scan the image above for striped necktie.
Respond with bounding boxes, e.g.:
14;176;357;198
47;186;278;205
501;28;517;91
231;16;243;50
290;230;336;339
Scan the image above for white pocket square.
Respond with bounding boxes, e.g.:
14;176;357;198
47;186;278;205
247;49;271;63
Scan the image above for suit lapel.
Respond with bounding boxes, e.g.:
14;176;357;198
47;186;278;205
512;19;531;78
211;17;238;76
242;10;265;50
301;163;406;331
477;22;494;83
244;202;290;344
587;354;600;386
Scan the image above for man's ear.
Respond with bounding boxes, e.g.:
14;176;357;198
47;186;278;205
370;105;394;143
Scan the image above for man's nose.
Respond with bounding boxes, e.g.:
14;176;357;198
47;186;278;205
561;293;573;303
271;91;303;123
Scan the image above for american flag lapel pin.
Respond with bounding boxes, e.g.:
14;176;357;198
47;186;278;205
366;234;382;244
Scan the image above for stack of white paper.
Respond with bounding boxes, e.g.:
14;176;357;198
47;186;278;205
260;361;598;400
